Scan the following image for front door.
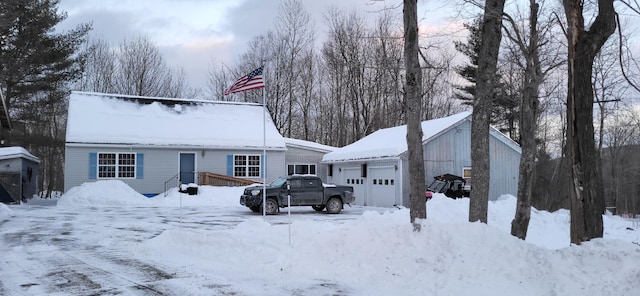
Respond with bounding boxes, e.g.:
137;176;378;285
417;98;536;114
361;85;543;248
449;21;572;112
179;153;196;184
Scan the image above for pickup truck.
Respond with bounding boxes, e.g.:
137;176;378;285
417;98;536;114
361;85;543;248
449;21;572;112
240;175;355;214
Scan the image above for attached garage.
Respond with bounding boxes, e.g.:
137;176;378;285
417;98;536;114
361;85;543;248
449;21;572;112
322;112;521;208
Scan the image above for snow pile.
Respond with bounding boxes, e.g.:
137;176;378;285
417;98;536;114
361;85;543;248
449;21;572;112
58;180;153;207
58;181;246;208
23;181;640;294
144;208;640;295
0;202;12;218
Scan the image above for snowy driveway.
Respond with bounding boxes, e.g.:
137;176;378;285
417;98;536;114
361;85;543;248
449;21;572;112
0;202;375;295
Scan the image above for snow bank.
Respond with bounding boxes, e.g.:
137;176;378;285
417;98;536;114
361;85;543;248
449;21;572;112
0;202;12;218
58;180;152;207
59;180;247;208
144;208;640;296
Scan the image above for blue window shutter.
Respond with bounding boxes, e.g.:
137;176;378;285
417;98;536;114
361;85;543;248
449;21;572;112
136;153;144;179
89;153;97;179
226;154;233;176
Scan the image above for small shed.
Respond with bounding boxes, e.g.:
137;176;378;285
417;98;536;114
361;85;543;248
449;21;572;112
0;147;39;204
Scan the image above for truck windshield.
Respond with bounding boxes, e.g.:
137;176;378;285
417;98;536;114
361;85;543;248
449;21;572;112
270;177;287;187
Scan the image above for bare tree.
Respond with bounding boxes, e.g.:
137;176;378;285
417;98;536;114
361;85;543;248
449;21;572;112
403;0;426;227
563;0;616;244
78;36;194;98
77;38;116;93
469;0;506;223
502;0;546;239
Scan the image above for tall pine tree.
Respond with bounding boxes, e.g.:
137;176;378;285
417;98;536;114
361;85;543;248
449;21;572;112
0;0;90;197
0;0;90;113
454;16;520;143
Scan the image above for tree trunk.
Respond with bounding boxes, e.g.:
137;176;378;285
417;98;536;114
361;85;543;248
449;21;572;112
563;0;616;244
403;0;426;228
469;0;506;223
511;0;541;240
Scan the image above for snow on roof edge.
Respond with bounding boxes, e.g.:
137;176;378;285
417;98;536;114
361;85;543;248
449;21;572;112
71;91;262;107
65;142;288;150
284;137;336;153
322;112;473;163
0;146;40;163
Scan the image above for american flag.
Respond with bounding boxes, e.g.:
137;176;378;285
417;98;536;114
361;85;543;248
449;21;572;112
223;66;265;95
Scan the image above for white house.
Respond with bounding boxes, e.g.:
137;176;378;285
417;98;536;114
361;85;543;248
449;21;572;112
64;92;289;196
322;112;522;207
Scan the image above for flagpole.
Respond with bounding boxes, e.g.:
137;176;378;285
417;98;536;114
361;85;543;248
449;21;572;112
262;65;267;219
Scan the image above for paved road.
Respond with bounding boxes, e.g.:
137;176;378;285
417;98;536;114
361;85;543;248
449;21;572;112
0;202;381;295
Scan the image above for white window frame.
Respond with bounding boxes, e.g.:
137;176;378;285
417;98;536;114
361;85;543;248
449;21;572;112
98;152;136;179
234;154;261;178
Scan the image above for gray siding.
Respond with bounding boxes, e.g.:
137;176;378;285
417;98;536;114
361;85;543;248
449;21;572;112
285;146;329;181
488;129;521;198
321;120;522;207
64;145;286;196
0;157;39;201
0;158;22;174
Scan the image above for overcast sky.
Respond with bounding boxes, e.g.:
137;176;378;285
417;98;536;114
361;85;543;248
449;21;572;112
56;0;460;92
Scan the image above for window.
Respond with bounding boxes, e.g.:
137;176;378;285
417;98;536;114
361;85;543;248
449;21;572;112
234;155;261;177
287;164;316;175
98;153;136;179
463;167;472;179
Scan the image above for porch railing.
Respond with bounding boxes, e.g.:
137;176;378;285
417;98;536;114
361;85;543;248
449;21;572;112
198;172;261;187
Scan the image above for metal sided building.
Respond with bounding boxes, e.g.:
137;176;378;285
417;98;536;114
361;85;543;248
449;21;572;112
64;92;288;196
0;147;40;204
322;112;522;208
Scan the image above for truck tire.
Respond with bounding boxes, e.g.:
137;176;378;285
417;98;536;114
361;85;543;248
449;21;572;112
264;198;279;215
311;205;325;212
250;205;261;213
325;197;343;214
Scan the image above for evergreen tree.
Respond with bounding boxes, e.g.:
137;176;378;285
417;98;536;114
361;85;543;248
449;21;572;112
0;0;90;197
0;0;90;113
454;16;520;142
453;17;482;105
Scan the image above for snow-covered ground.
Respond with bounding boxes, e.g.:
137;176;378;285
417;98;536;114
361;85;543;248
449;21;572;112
1;180;639;295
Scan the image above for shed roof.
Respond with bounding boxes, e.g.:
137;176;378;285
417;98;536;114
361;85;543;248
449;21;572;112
0;147;39;163
322;111;520;162
66;92;286;150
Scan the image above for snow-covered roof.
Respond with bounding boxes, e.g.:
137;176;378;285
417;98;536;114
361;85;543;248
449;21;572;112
0;146;39;163
66;92;287;149
284;137;336;153
322;112;473;162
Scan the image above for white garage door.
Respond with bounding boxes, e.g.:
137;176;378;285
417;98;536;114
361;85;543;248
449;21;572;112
342;168;366;206
368;166;397;207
